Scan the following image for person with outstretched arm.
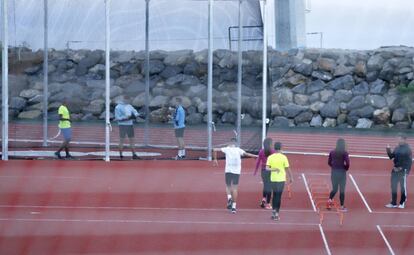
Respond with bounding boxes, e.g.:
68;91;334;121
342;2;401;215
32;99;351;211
385;133;412;209
55;100;73;159
213;138;258;214
115;95;140;160
266;142;293;221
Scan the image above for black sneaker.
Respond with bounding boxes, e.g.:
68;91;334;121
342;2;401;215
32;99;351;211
227;198;233;210
132;154;140;160
231;208;237;214
54;151;62;159
65;154;74;159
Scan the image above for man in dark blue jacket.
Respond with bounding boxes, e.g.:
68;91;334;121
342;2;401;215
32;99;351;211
385;134;412;209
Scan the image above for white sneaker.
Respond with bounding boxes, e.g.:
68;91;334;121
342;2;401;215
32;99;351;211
398;203;405;209
385;203;398;208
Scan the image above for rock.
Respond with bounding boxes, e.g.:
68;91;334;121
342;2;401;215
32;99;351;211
293;59;313;76
310;115;323;127
124;82;146;96
186;113;203;125
24;65;41;75
311;71;333;81
310;102;325;113
186;84;207;98
19;89;41;99
307;79;326;94
347;96;366;110
273;116;290;127
320;90;334;102
323;118;337;128
240;114;254;126
132;93;150;108
320;101;340;118
111;51;135;63
392;108;407;123
18;110;42;119
411;121;414;129
194;50;208;64
367;54;385;71
318;57;336;72
142;60;165;74
356;118;373;128
271;103;282;116
352;82;369;95
287;74;307;86
27;102;43;111
385;94;400;110
373;108;391;124
355;61;367;77
218;53;237;69
10;97;27;110
334;90;353;102
328;75;355;90
109;86;123;98
309;92;320;103
164;50;193;66
76;51;102;76
294;94;309;106
81;113;98;121
294;111;313;124
28;94;45;104
115;74;143;88
273;88;293;106
334;65;353;77
394;122;410;129
183;61;202;76
292;83;307;94
281;103;307;118
160;65;183;79
366;95;387;109
166;74;200;87
83;99;105;115
149;95;169;108
149;107;170;123
337;113;347;124
398;67;412;74
370;79;387;94
89;64;105;74
347;114;359;126
354;105;375;118
339;102;347;112
86;80;106;89
221;112;237;124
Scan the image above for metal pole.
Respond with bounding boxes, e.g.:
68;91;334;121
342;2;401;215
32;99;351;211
42;0;48;147
236;0;243;146
261;0;268;143
104;0;111;162
207;0;214;161
144;0;150;146
2;0;9;160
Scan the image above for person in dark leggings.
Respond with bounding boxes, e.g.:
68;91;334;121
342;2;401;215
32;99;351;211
254;138;274;209
266;142;293;221
385;133;412;209
327;138;350;212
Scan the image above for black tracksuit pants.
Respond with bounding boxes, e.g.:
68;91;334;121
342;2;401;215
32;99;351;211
329;170;347;206
391;170;407;206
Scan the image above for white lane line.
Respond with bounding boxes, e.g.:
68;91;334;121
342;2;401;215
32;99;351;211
349;174;373;213
302;173;317;212
319;224;332;255
373;211;414;215
377;225;395;255
0;205;314;213
380;224;414;228
0;218;319;226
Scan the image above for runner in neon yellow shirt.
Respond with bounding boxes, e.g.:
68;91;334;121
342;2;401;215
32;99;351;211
55;101;72;159
266;142;293;221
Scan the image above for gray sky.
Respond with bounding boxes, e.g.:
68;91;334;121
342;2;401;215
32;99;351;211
305;0;414;49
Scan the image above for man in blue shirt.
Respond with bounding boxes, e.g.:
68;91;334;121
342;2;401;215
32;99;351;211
171;97;186;159
115;96;140;160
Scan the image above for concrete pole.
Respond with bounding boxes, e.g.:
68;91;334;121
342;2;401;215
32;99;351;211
236;0;243;146
2;0;9;160
42;0;48;147
262;0;268;143
144;0;150;146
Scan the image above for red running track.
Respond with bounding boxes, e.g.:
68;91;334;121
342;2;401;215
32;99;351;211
1;155;414;254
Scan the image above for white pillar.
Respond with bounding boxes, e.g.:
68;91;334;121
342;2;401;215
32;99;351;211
104;0;111;162
236;0;243;146
2;0;9;160
207;0;214;160
144;0;150;146
262;0;268;143
42;0;48;147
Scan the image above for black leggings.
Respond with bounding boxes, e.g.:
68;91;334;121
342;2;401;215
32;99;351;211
329;170;347;206
270;181;285;212
261;170;271;203
391;170;407;205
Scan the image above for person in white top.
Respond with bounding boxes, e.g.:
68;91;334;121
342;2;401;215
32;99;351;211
213;138;257;213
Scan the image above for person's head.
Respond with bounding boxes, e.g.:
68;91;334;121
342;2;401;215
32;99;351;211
398;133;407;145
274;142;282;151
263;137;273;157
62;98;69;107
335;138;346;153
174;97;183;107
229;137;237;147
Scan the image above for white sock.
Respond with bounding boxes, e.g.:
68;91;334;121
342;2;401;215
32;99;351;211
227;194;232;200
232;202;237;209
182;149;186;156
178;150;182;157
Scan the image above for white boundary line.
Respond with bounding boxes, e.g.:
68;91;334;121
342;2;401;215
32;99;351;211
0;205;315;213
376;225;396;255
349;174;373;213
319;224;332;255
0;217;319;227
380;224;414;228
302;173;317;212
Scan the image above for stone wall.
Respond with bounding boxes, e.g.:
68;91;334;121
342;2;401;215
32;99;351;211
2;46;414;129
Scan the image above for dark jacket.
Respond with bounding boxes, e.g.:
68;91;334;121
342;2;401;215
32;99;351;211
328;150;350;171
387;143;412;174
